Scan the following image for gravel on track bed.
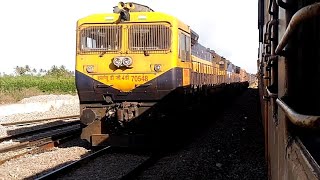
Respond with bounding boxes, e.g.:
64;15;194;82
57;151;150;180
0;89;267;180
0;139;89;180
137;88;267;180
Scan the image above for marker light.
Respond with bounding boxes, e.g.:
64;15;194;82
125;2;135;9
113;57;123;67
154;64;161;72
105;16;114;21
138;15;147;20
86;65;94;73
122;57;133;67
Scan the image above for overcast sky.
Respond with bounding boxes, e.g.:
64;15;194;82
0;0;258;74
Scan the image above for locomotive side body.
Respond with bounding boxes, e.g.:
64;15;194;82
258;0;320;179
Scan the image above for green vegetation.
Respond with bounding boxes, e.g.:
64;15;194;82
0;65;76;104
1;76;75;93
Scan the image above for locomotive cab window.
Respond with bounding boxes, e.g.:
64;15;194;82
179;32;191;62
79;26;122;53
128;24;171;52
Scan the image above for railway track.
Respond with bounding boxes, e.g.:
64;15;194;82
0;115;79;127
35;146;161;180
0;128;81;165
0;134;77;166
0;115;160;179
0;116;80;143
35;146;113;180
0;116;81;166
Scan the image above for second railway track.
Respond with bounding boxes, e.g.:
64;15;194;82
0;116;80;143
0;122;81;166
0;115;79;127
0;116;82;166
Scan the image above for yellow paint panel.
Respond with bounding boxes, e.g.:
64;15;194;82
183;68;190;86
76;12;192;92
95;73;155;92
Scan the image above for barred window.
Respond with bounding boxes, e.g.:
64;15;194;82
128;24;171;52
79;26;121;53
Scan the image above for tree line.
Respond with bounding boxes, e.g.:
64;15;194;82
1;65;74;77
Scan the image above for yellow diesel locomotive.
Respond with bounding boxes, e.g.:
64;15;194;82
76;2;250;146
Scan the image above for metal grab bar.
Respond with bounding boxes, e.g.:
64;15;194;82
269;0;275;15
266;55;277;67
276;98;320;128
276;0;291;9
275;3;320;54
268;19;278;41
266;86;278;98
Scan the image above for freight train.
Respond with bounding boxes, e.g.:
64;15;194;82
75;2;252;146
258;0;320;179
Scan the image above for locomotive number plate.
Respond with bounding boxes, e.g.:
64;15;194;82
97;74;149;82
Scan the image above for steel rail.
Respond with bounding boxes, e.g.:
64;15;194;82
35;146;112;180
0;138;51;154
0;115;79;126
0;121;80;143
0;132;80;165
0;138;53;165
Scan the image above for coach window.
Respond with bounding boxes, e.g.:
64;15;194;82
185;36;191;61
219;61;225;70
179;32;191;62
179;33;186;61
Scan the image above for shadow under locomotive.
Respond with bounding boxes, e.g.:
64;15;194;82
76;70;249;149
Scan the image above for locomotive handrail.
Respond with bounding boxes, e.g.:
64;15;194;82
276;98;320;128
267;19;278;42
276;0;291;9
266;86;277;98
268;0;275;15
266;55;277;67
275;3;320;55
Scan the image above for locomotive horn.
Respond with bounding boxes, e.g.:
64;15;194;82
118;2;125;9
125;2;135;10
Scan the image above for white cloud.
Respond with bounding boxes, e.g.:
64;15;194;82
0;0;258;74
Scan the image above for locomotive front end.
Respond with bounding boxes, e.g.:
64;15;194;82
75;7;181;146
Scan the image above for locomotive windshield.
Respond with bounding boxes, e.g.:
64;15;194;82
79;26;122;53
78;23;171;54
128;24;171;52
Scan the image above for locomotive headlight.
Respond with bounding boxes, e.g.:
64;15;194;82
154;64;161;72
113;57;123;67
122;57;133;67
86;65;95;73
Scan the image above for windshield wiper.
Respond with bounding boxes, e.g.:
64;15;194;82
99;51;107;57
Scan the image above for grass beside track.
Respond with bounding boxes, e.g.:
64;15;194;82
0;76;76;104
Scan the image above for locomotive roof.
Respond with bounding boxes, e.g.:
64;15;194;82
77;12;189;31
